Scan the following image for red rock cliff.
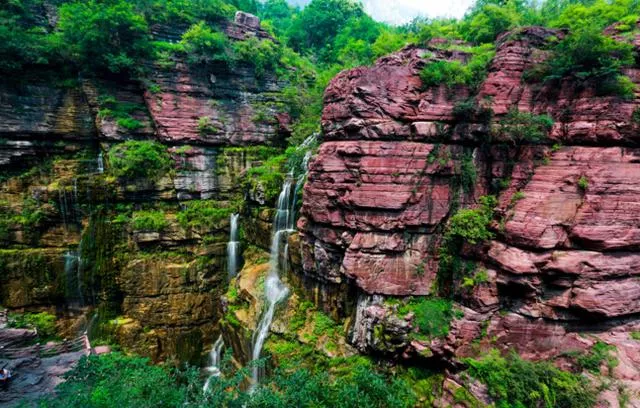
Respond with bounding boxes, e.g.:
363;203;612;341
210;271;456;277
299;26;640;402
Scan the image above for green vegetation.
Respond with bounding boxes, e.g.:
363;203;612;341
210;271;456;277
180;21;231;65
466;350;598;408
8;311;57;341
38;351;416;408
58;0;150;75
177;200;235;230
631;331;640;340
131;210;168;232
578;175;589;191
438;196;497;294
108;140;172;180
493;108;554;144
420;44;495;92
575;341;618;375
398;297;458;340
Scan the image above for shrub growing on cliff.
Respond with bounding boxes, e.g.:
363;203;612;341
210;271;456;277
540;27;635;97
493;108;554;144
131;210;168;232
108;141;172;180
420;44;495;92
466;350;598;408
180;21;232;65
399;297;457;340
233;37;282;77
177;200;234;230
438;196;496;294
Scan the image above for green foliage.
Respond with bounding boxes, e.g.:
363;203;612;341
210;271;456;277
40;351;416;408
466;350;598;408
245;154;287;203
578;175;589;191
420;45;495;92
38;353;186;408
575;341;618;375
464;3;521;44
8;311;57;341
108;141;172;180
180;21;231;65
438;196;496;294
58;0;150;75
494;108;554;144
399;297;457;340
197;116;219;135
631;331;640;340
233;37;282;77
131;210;168;232
542;27;634;96
97;95;147;131
287;0;364;54
177;200;234;230
447;198;496;245
312;312;339;337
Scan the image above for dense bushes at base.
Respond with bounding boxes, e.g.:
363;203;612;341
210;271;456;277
38;352;417;408
466;350;598;408
108;141;172;180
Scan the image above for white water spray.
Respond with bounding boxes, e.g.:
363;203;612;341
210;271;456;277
97;152;104;174
203;335;225;392
248;133;316;391
227;213;240;279
249;179;295;391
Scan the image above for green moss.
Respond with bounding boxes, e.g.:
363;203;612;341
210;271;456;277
312;312;339;337
631;332;640;341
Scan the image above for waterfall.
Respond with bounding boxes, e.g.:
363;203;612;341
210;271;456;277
227;213;240;279
203;335;225;392
249;179;295;391
63;250;83;308
247;134;316;390
97;152;104;174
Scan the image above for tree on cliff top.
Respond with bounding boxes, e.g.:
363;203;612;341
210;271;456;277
58;0;150;75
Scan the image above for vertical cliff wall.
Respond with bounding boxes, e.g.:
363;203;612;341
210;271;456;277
298;27;640;404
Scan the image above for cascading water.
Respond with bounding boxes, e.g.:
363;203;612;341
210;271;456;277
97;152;104;174
227;213;240;279
203;335;225;392
249;178;295;391
63;249;83;308
247;133;316;391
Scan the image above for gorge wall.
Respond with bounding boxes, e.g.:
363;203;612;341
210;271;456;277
298;26;640;404
0;12;288;362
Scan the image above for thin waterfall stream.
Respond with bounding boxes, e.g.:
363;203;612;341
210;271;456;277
248;135;316;390
203;335;225;392
227;213;240;279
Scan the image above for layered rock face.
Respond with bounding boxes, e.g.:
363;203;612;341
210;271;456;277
0;12;287;362
299;26;640;401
